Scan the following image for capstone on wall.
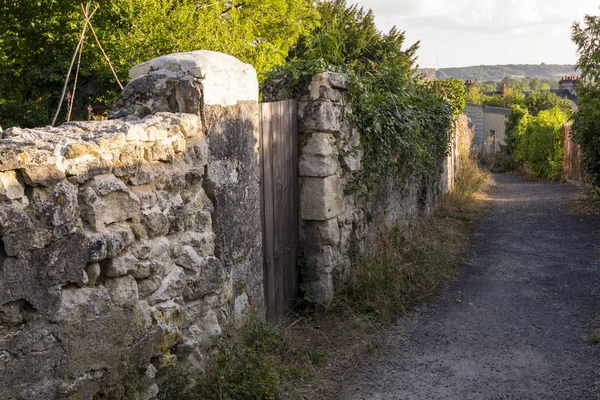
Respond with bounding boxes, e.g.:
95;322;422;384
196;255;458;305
298;73;473;303
0;50;262;400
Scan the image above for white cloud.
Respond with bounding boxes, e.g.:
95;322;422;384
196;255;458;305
352;0;600;67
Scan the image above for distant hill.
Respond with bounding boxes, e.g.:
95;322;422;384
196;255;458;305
420;64;579;81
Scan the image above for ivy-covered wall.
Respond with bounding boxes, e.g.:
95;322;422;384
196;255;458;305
298;72;472;303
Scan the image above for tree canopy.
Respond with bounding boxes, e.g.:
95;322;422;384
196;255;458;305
0;0;319;127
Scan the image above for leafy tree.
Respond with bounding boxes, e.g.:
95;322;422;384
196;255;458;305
524;90;573;116
483;88;525;108
430;78;466;115
465;85;485;104
288;0;417;74
572;12;600;187
516;107;568;179
0;0;319;127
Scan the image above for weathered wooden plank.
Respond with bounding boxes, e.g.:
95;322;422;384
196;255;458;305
281;101;293;314
260;103;277;323
271;102;285;320
289;100;300;304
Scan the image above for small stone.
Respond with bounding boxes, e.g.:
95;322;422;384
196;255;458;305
85;263;102;286
300;176;345;221
105;275;138;308
0;171;24;200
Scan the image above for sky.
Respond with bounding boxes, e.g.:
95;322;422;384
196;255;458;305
352;0;600;68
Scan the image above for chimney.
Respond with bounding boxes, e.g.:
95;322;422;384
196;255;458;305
499;82;508;96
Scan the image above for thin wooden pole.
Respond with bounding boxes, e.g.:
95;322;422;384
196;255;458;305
51;4;98;127
67;4;89;122
82;6;123;90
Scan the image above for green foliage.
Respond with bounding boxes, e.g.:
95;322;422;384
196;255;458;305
429;78;466;115
289;0;417;74
0;0;319;127
572;13;600;188
516;107;568;180
483;88;525;108
347;64;453;194
190;322;310;400
465;85;486;104
504;104;529;154
524;90;573;116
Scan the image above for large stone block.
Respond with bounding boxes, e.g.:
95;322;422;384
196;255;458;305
302;132;335;156
298;101;344;133
300;176;345;221
299;154;340;177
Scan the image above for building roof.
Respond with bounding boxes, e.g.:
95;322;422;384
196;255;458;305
483;106;511;116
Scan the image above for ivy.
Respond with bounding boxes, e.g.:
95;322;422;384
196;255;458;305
347;63;454;194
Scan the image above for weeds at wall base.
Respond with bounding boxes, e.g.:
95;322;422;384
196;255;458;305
166;162;488;400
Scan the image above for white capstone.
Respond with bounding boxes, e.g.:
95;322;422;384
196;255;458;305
129;50;258;106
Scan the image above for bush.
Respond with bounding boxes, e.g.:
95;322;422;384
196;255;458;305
516;107;567;179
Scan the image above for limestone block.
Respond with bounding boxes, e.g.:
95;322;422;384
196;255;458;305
141;207;170;238
105;275;139;308
147;264;186;305
129;50;258;107
137;276;162;298
298;101;343;133
302;132;335;156
104;223;135;258
112;143;144;176
128;163;167;186
308;73;348;102
299;154;340;177
183;138;210;168
300;176;345;221
183;256;225;300
0;171;24;200
234;292;250;324
180;309;221;354
106;253;138;278
318;218;340;246
21;163;65;187
85;263;101;286
150;301;183;355
65;155;113;184
29;180;80;230
81;176;140;231
64;142;102;159
175;114;203;138
144;140;175;163
0;202;31;235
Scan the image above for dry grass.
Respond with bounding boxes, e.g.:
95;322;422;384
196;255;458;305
179;152;490;400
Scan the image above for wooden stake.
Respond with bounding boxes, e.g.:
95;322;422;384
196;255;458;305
51;3;98;127
67;3;89;122
82;6;123;90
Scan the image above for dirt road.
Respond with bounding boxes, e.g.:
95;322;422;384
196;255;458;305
346;174;600;400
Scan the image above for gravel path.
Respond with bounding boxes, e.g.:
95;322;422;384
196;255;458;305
346;174;600;400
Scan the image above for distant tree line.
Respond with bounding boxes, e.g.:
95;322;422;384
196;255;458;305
422;64;579;81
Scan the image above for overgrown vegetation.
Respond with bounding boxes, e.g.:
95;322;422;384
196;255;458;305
571;12;600;189
0;0;319;127
265;0;462;194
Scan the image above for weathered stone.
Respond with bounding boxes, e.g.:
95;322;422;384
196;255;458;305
307;73;348;102
144;140;175;162
147;265;186;305
0;299;25;327
64;141;102;159
302;132;335;156
104;223;136;258
65;155;113;184
21;163;65;186
173;114;202;138
81;176;140;231
0;171;24;200
85;263;102;286
298;154;340;177
183;257;225;300
183;138;209;167
106;253;138;278
105;275;139;308
298;101;343;133
234;292;250;324
30;181;80;231
112;143;144;176
300;176;345;220
137;276;162;298
83;232;108;262
127;50;258;107
141;207;170;238
0;202;31;235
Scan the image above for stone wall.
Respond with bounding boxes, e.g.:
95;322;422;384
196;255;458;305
298;73;472;303
0;51;262;400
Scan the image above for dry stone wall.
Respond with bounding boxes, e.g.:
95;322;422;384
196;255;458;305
0;51;262;400
298;73;472;303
